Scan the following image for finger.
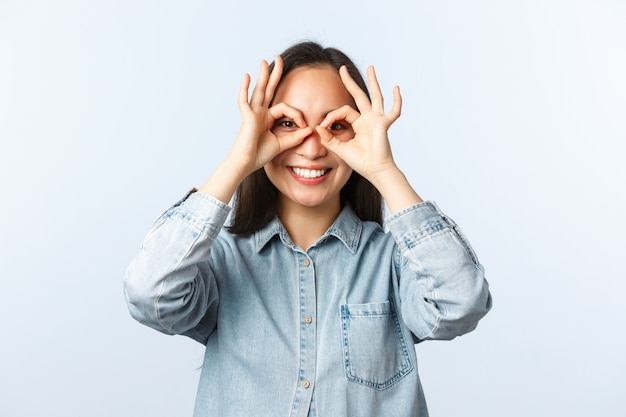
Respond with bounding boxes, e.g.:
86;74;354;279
317;125;346;156
316;125;334;145
268;103;307;128
250;60;270;108
339;66;371;112
387;85;402;122
277;127;313;153
320;105;360;128
264;56;283;107
238;73;251;111
366;66;384;110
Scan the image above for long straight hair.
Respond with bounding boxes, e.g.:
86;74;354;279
228;41;383;235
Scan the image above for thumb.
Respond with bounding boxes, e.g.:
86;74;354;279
317;126;345;155
278;127;313;152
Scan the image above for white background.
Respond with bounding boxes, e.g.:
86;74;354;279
1;1;625;416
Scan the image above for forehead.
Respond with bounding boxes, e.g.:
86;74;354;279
273;65;354;111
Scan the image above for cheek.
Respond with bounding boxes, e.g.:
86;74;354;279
263;155;292;188
336;163;353;184
263;162;279;184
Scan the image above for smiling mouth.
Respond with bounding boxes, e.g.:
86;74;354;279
290;167;329;179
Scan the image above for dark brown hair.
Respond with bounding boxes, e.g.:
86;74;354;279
228;41;383;235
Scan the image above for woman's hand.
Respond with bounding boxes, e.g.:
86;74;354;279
316;65;401;184
317;65;423;214
198;57;312;204
227;57;313;176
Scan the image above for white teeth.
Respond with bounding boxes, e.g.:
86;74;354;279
292;167;328;179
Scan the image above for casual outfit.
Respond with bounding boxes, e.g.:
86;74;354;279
124;190;492;417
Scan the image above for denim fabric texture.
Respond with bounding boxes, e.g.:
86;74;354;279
124;191;492;417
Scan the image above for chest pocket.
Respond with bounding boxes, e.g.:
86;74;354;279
340;298;413;390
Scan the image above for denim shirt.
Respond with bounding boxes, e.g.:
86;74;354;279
124;191;492;417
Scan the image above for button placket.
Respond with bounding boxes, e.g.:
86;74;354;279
290;252;317;417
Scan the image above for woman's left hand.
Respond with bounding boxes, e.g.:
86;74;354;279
316;65;402;184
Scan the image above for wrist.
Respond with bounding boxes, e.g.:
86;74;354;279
222;153;256;180
366;163;403;190
198;158;252;205
368;167;423;215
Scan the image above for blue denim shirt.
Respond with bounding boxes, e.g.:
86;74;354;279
124;191;492;417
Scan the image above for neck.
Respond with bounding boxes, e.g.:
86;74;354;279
277;198;341;250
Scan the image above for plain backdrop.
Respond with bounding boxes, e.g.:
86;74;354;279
1;1;625;416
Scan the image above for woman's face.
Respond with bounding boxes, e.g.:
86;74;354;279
264;65;355;214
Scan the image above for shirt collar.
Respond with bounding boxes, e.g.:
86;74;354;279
254;205;362;254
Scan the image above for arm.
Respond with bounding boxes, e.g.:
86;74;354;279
386;202;492;341
123;192;229;343
318;65;491;339
124;58;312;341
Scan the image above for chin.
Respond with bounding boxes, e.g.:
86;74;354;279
295;198;327;208
289;192;335;209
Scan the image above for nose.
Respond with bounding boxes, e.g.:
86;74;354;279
295;129;327;159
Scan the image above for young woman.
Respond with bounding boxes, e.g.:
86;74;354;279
124;41;492;417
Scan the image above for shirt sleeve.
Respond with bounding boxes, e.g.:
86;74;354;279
123;191;231;344
385;201;492;341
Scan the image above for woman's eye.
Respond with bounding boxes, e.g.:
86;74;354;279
329;122;345;131
276;120;296;129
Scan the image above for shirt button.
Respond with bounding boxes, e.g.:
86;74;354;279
303;259;310;267
301;380;310;389
304;316;313;324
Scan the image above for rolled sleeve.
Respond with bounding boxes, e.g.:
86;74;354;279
123;191;230;341
386;201;492;341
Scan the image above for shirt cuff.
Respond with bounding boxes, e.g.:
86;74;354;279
163;190;232;238
384;201;450;251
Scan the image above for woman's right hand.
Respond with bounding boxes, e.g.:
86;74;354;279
226;57;313;176
198;57;312;204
